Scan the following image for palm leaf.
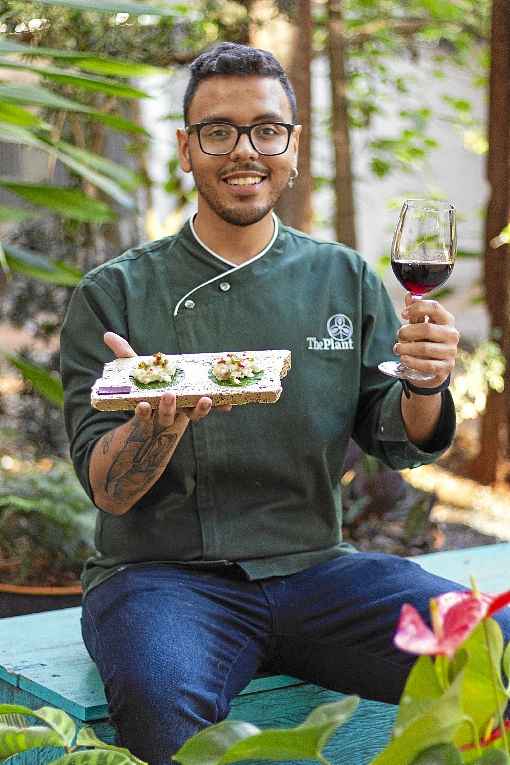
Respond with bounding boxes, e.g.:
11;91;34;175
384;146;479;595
35;0;179;16
0;83;93;113
3;243;82;287
0;205;41;223
0;102;51;130
0;41;166;78
0;180;116;223
4;354;64;408
0;128;138;209
0;60;150;99
56;141;142;190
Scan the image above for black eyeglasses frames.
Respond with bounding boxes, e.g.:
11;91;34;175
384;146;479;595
185;121;298;156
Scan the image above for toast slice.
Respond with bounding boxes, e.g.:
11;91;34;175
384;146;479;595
91;350;291;411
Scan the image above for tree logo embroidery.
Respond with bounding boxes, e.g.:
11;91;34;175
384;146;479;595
307;314;354;350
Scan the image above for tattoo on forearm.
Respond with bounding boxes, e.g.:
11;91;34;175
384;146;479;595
104;411;179;501
101;432;114;455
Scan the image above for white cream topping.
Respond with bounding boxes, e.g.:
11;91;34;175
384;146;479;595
133;353;177;384
212;352;263;385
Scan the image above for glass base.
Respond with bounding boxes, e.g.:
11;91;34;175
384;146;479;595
378;360;436;383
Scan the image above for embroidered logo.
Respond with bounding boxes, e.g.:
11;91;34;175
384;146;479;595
307;313;354;351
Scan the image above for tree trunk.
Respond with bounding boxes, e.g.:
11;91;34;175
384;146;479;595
471;0;510;484
274;0;313;232
327;0;356;248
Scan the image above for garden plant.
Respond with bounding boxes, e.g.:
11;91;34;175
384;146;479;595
3;583;510;764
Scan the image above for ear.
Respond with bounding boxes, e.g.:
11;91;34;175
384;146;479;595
176;128;192;173
289;124;301;166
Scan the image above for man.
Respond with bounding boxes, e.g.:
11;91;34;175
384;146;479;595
60;42;508;765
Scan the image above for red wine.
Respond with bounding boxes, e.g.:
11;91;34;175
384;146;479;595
391;261;453;296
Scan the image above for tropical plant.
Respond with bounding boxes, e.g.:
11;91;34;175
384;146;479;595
0;458;95;585
0;695;360;765
372;586;510;764
4;583;510;764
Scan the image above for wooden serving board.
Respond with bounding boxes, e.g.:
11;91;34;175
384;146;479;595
91;350;291;411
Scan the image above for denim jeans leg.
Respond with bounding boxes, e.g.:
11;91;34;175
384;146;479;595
81;565;272;765
268;553;510;705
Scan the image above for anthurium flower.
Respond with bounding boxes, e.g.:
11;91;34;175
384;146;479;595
394;589;510;658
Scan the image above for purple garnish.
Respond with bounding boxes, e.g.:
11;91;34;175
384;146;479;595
97;385;132;395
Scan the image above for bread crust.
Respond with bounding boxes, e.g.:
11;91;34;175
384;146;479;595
91;350;291;411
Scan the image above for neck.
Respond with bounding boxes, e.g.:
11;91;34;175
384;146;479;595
193;206;275;265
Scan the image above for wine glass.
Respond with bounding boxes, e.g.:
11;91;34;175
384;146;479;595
378;199;457;383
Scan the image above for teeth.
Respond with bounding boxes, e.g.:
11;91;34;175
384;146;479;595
225;176;264;186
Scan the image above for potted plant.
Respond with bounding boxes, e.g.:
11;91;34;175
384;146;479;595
0;458;95;617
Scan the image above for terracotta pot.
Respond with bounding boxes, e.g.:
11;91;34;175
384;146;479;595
0;582;82;618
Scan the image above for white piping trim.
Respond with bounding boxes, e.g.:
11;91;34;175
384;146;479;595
173;212;278;317
190;214;238;266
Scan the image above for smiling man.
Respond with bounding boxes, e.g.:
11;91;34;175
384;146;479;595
60;43;510;765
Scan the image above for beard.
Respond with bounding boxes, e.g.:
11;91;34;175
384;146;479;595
190;161;287;227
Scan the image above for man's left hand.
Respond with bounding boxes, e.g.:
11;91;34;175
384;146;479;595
392;293;460;388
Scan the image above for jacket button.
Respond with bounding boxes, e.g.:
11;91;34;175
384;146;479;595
184;299;195;310
219;281;231;292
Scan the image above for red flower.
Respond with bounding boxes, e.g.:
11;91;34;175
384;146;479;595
394;589;510;659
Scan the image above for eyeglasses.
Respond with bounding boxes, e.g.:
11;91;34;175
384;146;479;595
186;121;296;156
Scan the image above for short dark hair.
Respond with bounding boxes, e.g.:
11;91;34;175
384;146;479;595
183;42;297;124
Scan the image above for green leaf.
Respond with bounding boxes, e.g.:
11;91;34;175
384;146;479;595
454;620;507;747
0;127;138;208
0;84;93;113
0;122;48;149
174;696;359;765
76;728;146;765
0;60;150;99
0;102;50;130
3;243;82;286
34;0;179;16
52;750;146;765
371;671;466;765
29;707;76;747
411;743;463;764
395;656;444;732
457;250;481;259
56;141;141;191
474;752;510;764
0;180;116;223
5;355;64;408
0;41;166;78
48;150;136;209
0;205;41;223
0;704;75;748
85;110;149;136
0;724;63;757
502;641;510;692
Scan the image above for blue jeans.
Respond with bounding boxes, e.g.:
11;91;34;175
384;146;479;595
81;554;510;765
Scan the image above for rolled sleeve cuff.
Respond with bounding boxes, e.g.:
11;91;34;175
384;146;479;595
376;381;456;468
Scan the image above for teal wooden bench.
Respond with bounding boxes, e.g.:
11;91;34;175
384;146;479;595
2;544;510;765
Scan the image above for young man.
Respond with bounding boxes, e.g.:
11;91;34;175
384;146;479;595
61;42;507;765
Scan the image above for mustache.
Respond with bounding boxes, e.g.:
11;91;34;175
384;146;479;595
220;164;269;178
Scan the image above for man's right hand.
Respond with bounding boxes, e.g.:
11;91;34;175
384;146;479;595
89;333;230;515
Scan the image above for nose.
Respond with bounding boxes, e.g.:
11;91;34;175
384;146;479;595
229;131;259;161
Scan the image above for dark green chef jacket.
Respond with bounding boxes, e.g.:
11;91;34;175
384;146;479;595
60;214;455;595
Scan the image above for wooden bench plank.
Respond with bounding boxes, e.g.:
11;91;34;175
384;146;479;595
411;543;510;591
